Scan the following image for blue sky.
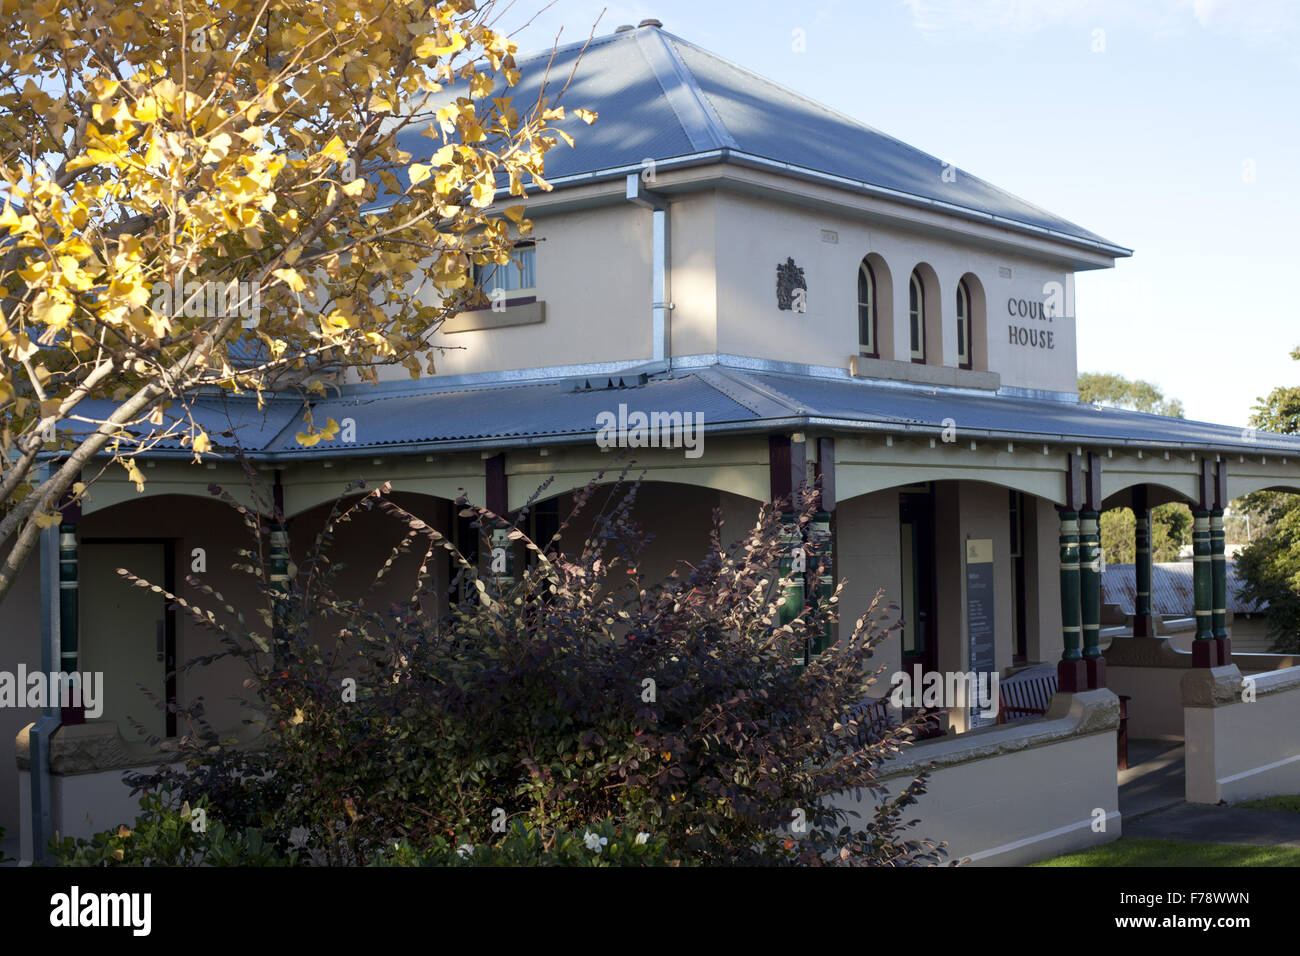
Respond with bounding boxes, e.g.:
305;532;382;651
497;0;1300;426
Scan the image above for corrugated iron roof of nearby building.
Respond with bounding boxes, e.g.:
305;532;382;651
388;22;1130;258
1103;561;1267;616
84;362;1300;460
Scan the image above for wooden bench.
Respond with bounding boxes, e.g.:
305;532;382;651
997;675;1058;723
997;673;1131;769
849;698;947;741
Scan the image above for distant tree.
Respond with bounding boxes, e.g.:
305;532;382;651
1085;373;1192;561
1236;510;1300;653
1078;372;1185;418
1101;504;1188;565
1235;349;1300;651
1248;348;1300;435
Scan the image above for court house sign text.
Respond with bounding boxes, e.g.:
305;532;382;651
1007;297;1054;350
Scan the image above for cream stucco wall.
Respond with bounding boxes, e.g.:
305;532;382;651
355;183;1085;391
1183;665;1300;804
374;201;655;380
1028;495;1065;665
836;490;904;679
832;689;1121;865
711;190;1078;393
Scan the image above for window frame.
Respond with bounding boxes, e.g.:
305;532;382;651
857;259;878;358
470;241;537;311
909;270;926;364
956;278;972;370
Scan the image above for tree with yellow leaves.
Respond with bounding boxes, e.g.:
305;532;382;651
0;0;596;602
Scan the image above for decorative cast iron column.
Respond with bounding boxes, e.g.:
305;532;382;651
58;519;82;723
807;509;834;656
1057;510;1086;692
1191;509;1215;666
1212;461;1232;665
1210;507;1232;666
1132;486;1154;638
778;511;806;662
1079;509;1102;669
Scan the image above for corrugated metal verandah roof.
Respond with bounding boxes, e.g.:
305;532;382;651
91;365;1300;460
1103;562;1267;616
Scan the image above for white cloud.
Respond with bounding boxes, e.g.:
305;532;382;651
901;0;1299;46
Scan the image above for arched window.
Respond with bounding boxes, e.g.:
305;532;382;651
909;270;926;363
956;279;971;370
858;259;877;357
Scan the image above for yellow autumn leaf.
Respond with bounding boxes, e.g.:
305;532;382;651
192;430;211;454
574;108;598;124
124;458;146;491
408;163;431;186
320;135;348;163
32;294;74;329
272;268;306;292
202;132;232;164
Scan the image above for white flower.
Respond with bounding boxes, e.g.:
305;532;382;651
635;832;650;845
583;831;608;853
456;843;475;859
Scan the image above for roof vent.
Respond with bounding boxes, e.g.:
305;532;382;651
638;18;663;29
571;373;648;391
615;24;635;33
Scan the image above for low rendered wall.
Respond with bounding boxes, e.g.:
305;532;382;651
832;690;1122;866
1183;664;1300;804
1236;653;1299;673
1104;637;1194;740
15;720;210;864
1105;639;1298;742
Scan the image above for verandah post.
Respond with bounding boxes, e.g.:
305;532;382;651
1057;509;1085;692
1081;451;1106;689
1211;460;1232;665
1132;484;1154;637
1079;509;1104;686
57;510;82;724
1210;509;1227;643
1191;509;1215;666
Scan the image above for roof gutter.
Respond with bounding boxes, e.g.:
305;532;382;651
503;149;1133;261
116;413;1300;463
625;173;673;369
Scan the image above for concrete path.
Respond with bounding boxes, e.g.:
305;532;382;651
1119;739;1185;819
1119;737;1300;846
1124;804;1300;847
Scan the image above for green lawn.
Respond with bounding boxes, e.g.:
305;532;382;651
1235;795;1300;813
1033;839;1300;867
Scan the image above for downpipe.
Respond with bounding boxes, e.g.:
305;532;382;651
626;173;673;370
